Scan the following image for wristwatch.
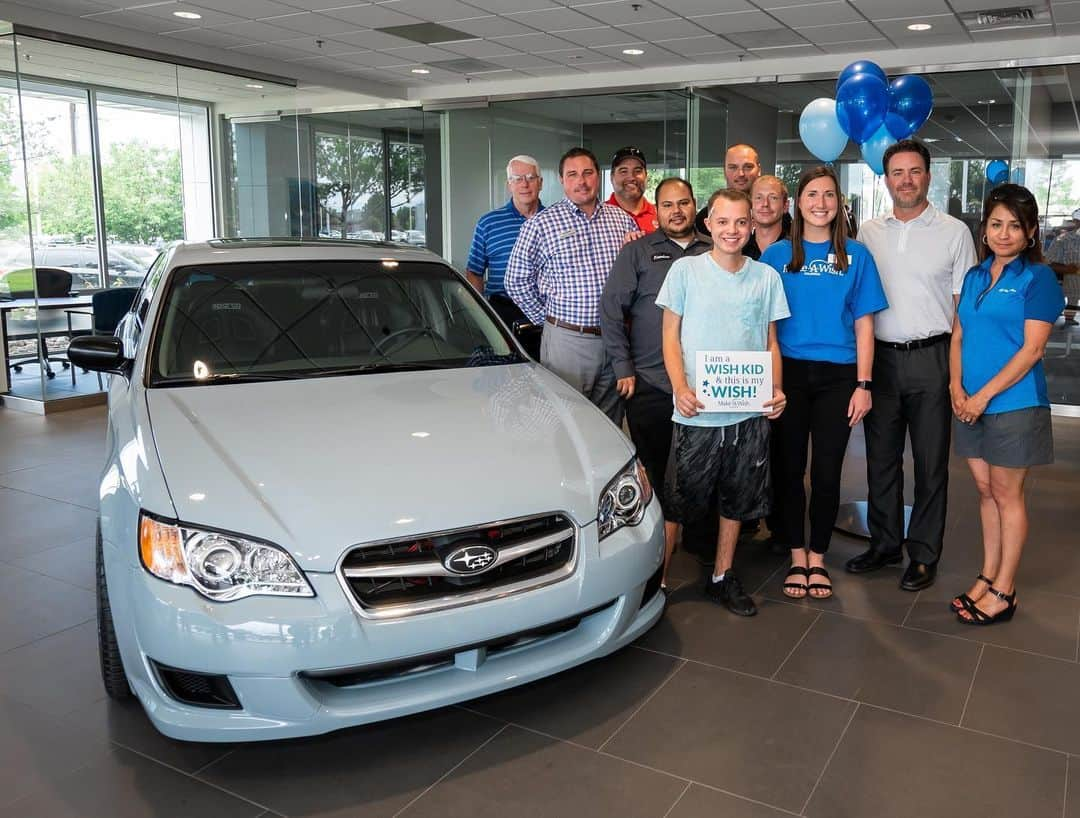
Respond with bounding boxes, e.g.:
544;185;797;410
856;380;872;392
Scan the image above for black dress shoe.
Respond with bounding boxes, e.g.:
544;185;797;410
900;560;937;592
844;548;903;574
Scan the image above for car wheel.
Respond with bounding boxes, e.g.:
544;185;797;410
96;525;132;700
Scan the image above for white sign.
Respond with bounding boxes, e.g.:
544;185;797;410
695;350;772;412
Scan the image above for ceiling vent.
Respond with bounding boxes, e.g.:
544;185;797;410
376;23;477;45
959;5;1051;31
428;58;502;74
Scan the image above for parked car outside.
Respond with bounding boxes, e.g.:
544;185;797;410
70;238;665;743
0;244;147;292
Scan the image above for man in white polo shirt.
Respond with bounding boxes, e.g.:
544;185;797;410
845;139;977;591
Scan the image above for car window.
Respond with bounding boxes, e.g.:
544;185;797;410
148;259;521;386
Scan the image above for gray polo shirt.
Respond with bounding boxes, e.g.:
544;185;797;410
600;230;712;394
859;203;977;344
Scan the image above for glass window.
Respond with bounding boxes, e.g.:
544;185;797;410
314;128;384;240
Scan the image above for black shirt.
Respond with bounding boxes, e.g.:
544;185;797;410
600;230;712;394
693;208;791;260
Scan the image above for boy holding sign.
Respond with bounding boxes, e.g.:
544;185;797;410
656;189;790;617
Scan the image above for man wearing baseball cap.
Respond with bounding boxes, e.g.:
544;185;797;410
607;146;658;233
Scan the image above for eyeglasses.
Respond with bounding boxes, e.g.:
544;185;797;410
508;173;541;184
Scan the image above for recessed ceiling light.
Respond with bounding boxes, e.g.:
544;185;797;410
976;98;996;104
411;68;430;74
907;22;932;31
173;10;202;19
622;48;645;55
245;83;263;89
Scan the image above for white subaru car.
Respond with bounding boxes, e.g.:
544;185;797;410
69;239;665;743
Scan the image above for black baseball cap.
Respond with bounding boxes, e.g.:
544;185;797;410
611;146;646;171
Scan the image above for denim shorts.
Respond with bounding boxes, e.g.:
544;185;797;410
953;406;1054;468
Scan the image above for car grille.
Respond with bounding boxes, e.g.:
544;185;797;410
338;512;576;619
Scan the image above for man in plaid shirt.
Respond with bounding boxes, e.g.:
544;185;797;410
506;147;637;423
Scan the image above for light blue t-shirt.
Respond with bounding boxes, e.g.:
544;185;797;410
759;238;888;364
655;253;790;428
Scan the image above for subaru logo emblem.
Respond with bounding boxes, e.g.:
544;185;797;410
444;544;497;575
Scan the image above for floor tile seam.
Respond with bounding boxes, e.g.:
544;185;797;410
596;657;688;752
859;700;1073;758
0;529;100;555
757;589;907;627
752;557;789;596
119;743;277;813
958;643;986;727
631;644;861;707
681;779;804;817
899;587;920;627
0;615;96;657
0;751;105;811
799;701;860;815
1075;607;1080;663
770;611;822;681
660;781;692;818
190;747;237;779
0;558;96;594
0;481;98;511
1064;754;1070;818
391;723;510;818
898;621;1080;664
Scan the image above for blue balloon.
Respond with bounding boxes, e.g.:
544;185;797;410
885;75;933;139
799;98;849;163
836;60;887;96
987;160;1009;185
861;123;896;175
836;73;889;144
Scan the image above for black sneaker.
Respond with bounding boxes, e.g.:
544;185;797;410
703;572;758;617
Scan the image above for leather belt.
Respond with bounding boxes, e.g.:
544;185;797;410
876;333;950;351
546;316;601;336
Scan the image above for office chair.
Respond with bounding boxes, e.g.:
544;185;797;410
6;267;74;381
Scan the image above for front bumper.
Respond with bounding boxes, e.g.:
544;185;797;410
106;512;664;742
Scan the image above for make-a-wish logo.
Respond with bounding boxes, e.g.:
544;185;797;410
802;259;833;276
997;287;1018;294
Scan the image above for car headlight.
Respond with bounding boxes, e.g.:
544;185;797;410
597;457;653;541
139;513;314;602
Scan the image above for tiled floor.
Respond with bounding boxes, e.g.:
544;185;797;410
0;403;1078;817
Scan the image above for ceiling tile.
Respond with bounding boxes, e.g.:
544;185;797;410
653;0;753;14
440;38;521;56
571;0;676;25
768;1;862;27
81;9;177;33
213;19;301;39
1057;20;1080;34
849;0;951;17
330;48;414;65
748;43;822;56
224;41;312;59
34;0;115;13
1053;2;1080;23
319;3;423;27
490;31;580;51
519;64;586;76
800;20;882;43
655;34;739;54
486;52;563;68
127;3;248;26
873;13;969;43
753;0;844;7
690;10;780;34
379;43;462;59
441;15;539;35
829;36;893;50
190;0;300;16
610;48;688;66
551;25;639;45
725;27;807;47
971;24;1054;39
165;27;256;47
332;28;420;47
271;35;361;53
948;0;1032;10
615;17;703;39
387;0;487;21
539;46;602;63
255;11;358;34
506;6;601;29
463;0;561;11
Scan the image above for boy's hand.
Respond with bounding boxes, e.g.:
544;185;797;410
674;386;705;418
848;387;872;427
762;386;786;420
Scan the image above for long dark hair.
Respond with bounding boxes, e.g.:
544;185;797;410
789;165;851;273
977;183;1044;264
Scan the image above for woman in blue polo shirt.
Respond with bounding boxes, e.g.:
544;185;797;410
760;166;887;600
950;184;1064;625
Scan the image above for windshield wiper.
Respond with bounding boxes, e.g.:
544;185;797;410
162;371;303;385
312;362;454;376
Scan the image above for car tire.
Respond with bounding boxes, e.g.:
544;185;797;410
96;525;132;701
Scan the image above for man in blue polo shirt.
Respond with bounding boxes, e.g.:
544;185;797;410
466;154;545;329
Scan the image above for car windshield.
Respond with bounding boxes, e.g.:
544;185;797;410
149;259;522;386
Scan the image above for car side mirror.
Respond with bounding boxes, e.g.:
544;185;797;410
68;335;130;374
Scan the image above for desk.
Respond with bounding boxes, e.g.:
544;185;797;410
1;295;93;388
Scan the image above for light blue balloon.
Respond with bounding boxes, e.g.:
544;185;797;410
861;123;896;175
799;97;848;163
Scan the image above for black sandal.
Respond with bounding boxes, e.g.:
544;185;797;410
783;566;809;598
949;573;995;614
807;566;833;600
956;586;1017;625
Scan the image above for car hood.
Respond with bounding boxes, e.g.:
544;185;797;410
145;364;632;571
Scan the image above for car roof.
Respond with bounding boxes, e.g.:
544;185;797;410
167;238;445;268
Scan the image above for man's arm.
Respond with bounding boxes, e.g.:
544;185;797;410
601;242;639;399
504;220;546;325
465;221;489;294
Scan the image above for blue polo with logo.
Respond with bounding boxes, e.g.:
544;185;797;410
760;238;888;364
957;256;1064;414
466;199;543;297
